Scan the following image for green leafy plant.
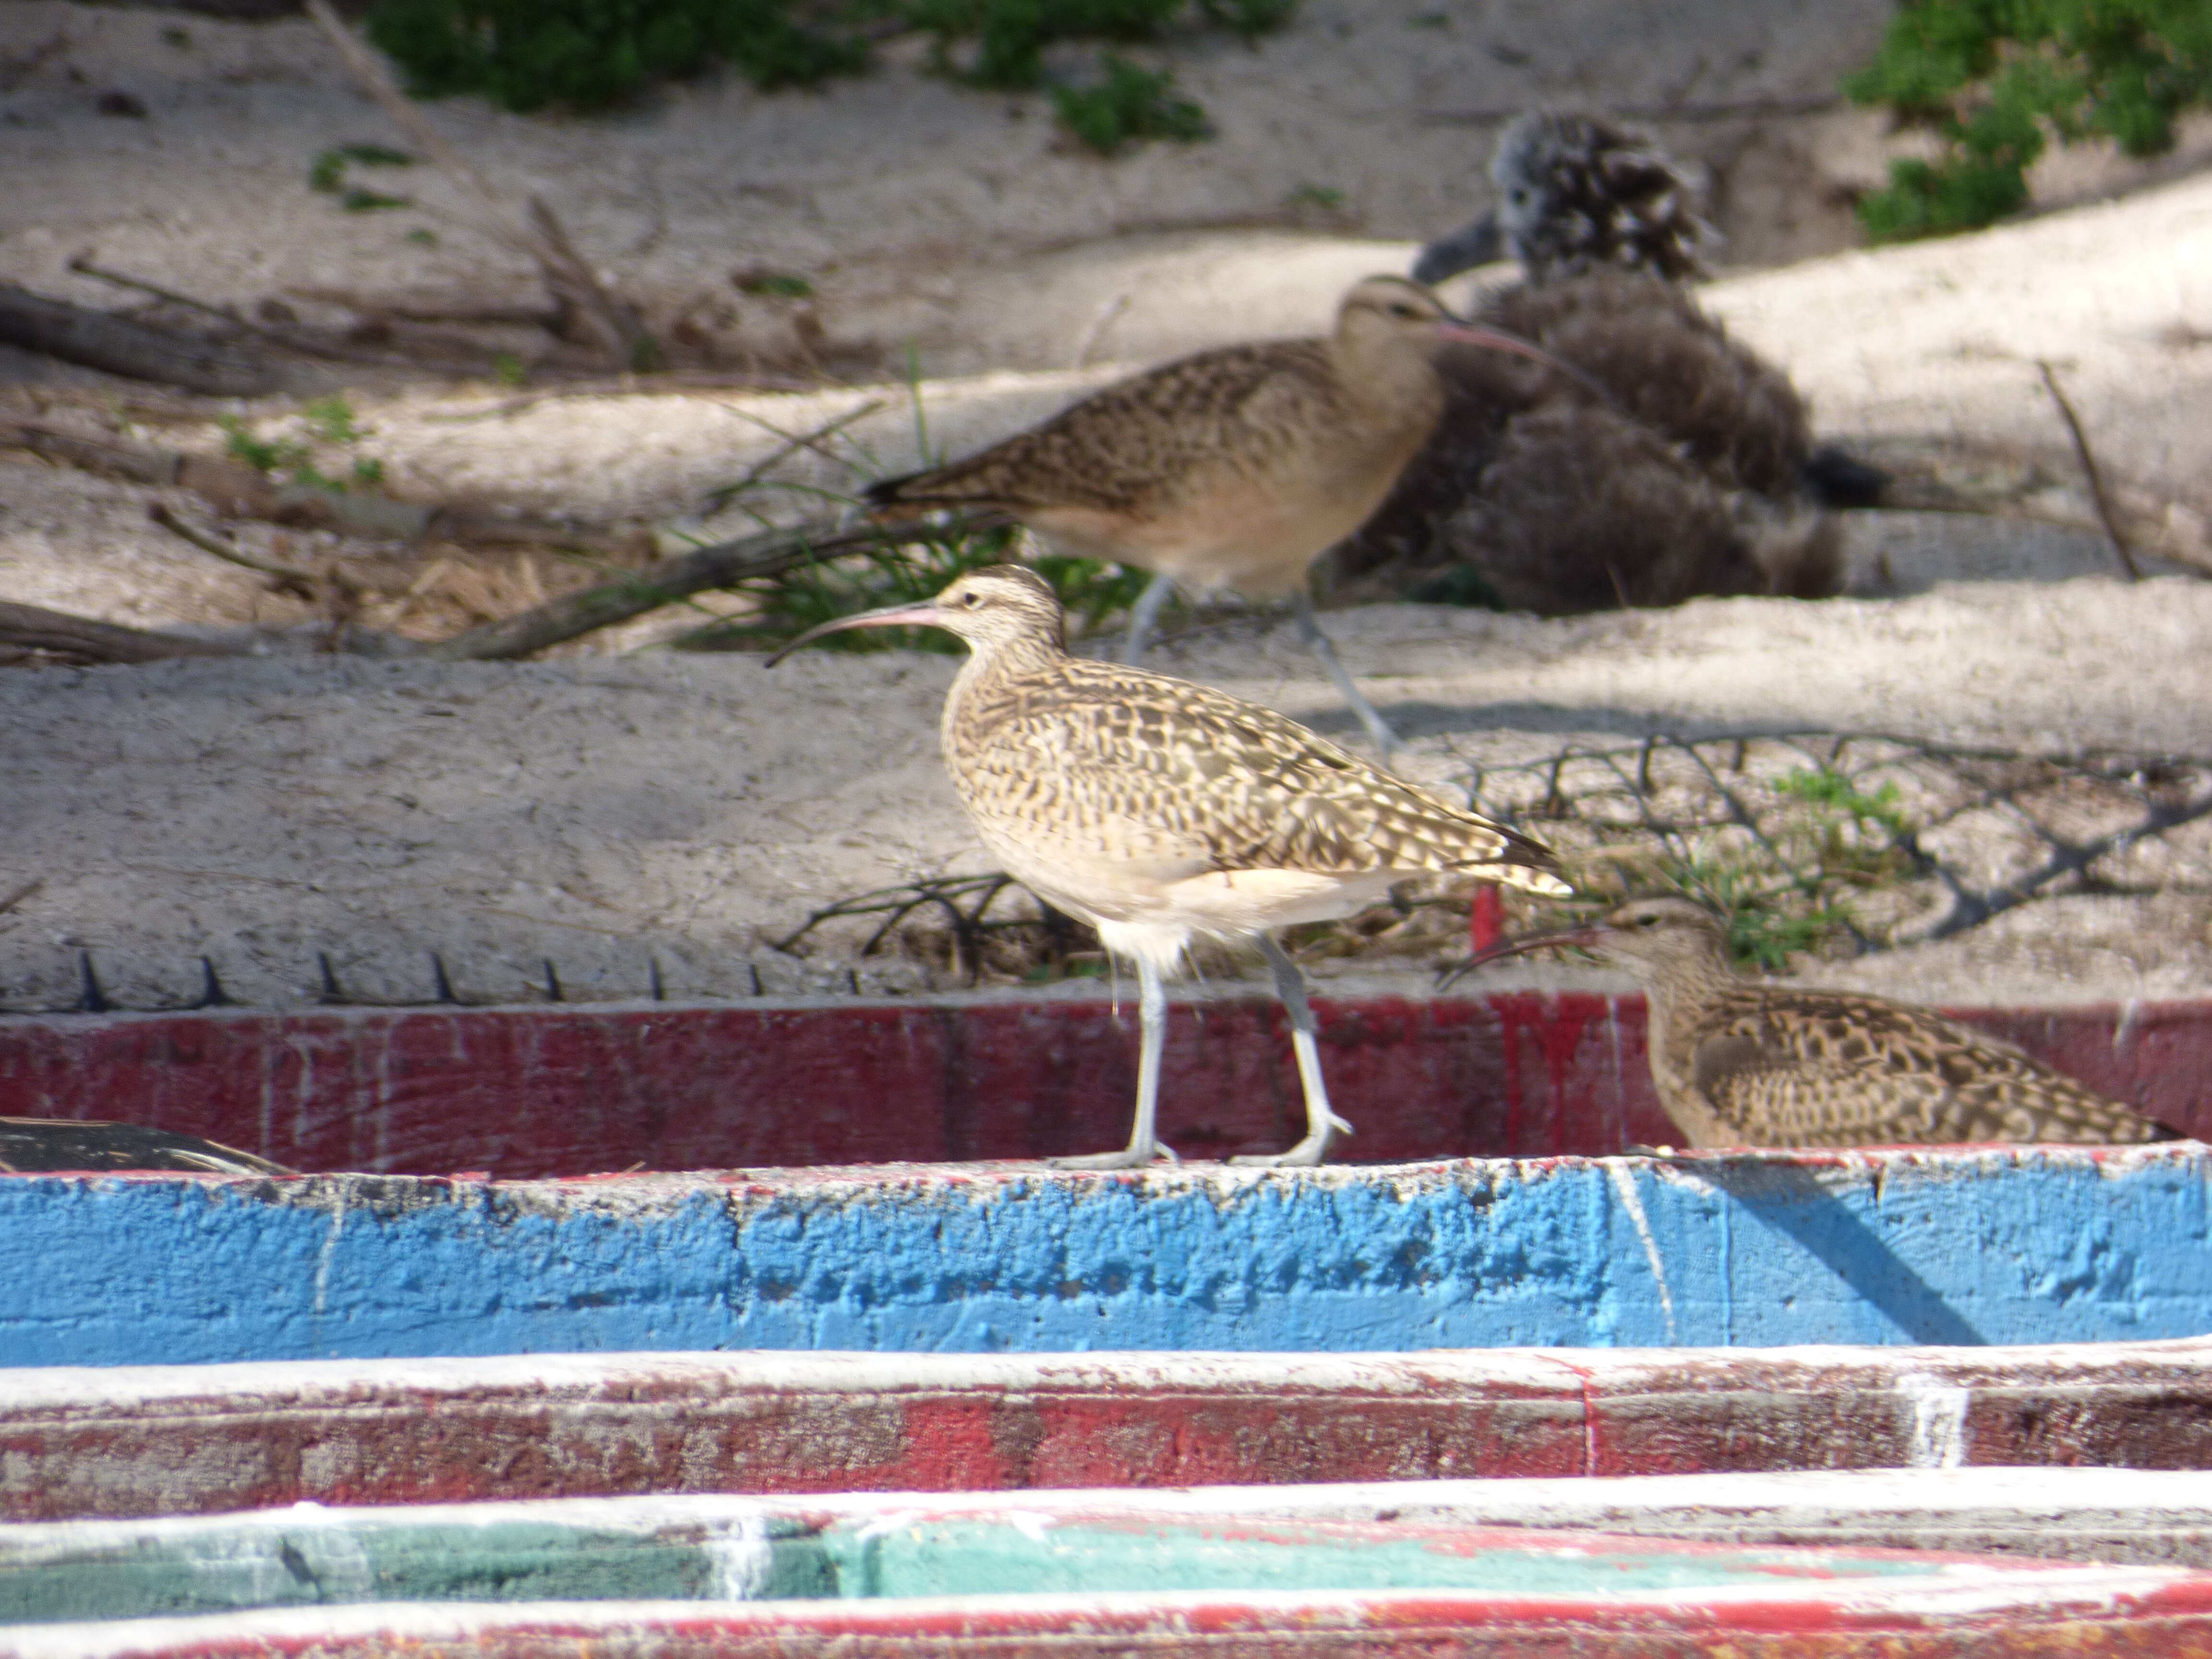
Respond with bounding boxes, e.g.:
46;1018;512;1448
309;142;416;211
1845;0;2212;240
361;0;1292;128
905;0;1180;89
364;0;870;110
1052;54;1209;153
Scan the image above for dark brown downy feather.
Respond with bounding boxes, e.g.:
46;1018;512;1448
1341;115;1848;614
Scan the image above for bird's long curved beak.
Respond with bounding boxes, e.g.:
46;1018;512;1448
765;599;942;666
1438;920;1608;990
1433;320;1617;407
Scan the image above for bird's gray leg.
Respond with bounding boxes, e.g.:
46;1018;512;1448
1291;590;1401;756
1121;572;1178;664
1231;936;1354;1168
1052;954;1178;1170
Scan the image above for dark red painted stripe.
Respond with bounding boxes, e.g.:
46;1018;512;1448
0;994;2204;1178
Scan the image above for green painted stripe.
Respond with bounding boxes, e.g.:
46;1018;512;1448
0;1509;1966;1624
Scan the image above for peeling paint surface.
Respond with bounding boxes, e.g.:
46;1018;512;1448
10;1339;2212;1520
1;993;2205;1175
2;1146;2209;1367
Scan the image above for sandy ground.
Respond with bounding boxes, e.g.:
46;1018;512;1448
5;566;2210;1014
2;3;2211;1014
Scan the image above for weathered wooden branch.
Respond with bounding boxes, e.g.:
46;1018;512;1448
68;254;401;369
0;282;276;397
423;512;1007;661
0;414;600;548
0;601;238;665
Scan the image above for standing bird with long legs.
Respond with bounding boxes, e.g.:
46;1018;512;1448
864;276;1587;755
1451;897;2179;1149
773;565;1569;1168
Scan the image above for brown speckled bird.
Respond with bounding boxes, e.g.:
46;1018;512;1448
1452;897;2180;1149
772;565;1570;1168
1338;112;1877;613
866;275;1579;752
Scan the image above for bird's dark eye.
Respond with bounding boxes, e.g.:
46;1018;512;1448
961;592;984;608
1636;914;1660;927
1389;302;1418;319
1510;189;1529;204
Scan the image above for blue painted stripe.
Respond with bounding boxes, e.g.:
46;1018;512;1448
4;1150;2209;1366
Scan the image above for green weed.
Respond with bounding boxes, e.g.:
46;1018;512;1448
674;523;1149;655
1053;54;1209;154
309;143;416;212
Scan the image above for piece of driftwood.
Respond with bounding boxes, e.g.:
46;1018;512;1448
0;414;597;548
0;601;238;665
423;512;1005;661
68;254;401;370
0;283;276;397
301;0;658;373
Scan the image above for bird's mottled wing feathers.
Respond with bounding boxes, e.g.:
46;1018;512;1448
956;657;1565;893
1691;990;2170;1147
870;342;1338;517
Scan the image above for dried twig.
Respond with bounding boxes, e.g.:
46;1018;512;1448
0;879;44;919
704;399;888;507
427;369;820;423
284;285;556;328
2035;360;2143;582
301;0;657;373
149;504;319;600
422;510;1007;661
0;411;607;549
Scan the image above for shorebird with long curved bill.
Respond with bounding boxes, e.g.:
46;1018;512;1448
866;276;1592;755
1448;897;2181;1149
773;565;1570;1168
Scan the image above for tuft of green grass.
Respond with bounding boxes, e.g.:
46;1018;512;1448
1052;54;1210;154
734;270;815;299
491;353;529;388
301;394;362;446
219;401;384;496
310;143;416;212
674;523;1151;655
